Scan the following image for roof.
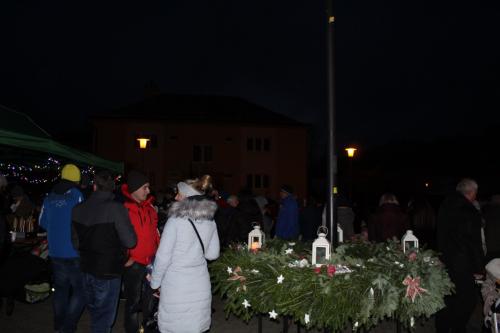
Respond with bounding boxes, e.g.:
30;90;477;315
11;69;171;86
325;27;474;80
0;105;123;172
94;94;305;127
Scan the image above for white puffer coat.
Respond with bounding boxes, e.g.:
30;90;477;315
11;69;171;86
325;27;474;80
151;198;220;333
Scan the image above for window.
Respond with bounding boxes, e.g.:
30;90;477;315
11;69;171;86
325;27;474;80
247;138;254;151
204;146;213;162
150;135;158;148
255;175;262;188
193;145;202;162
263;175;270;188
246;174;253;189
246;174;270;189
193;145;213;163
255;138;262;151
247;137;271;152
264;138;271;151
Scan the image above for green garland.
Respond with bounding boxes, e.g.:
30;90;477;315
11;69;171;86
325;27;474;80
210;239;454;331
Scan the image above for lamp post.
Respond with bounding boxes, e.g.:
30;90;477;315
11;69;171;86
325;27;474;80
326;0;338;247
345;147;356;201
137;137;150;171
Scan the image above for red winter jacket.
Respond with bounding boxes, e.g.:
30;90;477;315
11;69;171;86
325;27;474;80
121;184;160;265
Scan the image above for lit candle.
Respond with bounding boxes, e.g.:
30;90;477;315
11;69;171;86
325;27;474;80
251;241;260;250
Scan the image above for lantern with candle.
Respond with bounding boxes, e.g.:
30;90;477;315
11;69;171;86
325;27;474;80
312;226;331;266
402;230;419;253
248;223;265;251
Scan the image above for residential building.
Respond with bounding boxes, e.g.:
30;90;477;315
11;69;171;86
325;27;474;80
92;94;308;200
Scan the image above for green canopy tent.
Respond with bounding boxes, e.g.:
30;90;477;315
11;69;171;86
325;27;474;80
0;105;123;173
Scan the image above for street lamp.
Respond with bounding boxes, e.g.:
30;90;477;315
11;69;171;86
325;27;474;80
137;137;150;150
345;147;357;158
345;147;357;201
136;137;150;170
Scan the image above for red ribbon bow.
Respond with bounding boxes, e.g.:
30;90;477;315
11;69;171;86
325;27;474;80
228;266;246;283
402;275;428;302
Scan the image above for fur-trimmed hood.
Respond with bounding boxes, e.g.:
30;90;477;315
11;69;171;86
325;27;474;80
168;197;218;221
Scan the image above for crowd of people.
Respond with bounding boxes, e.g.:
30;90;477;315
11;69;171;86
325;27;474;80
1;166;500;332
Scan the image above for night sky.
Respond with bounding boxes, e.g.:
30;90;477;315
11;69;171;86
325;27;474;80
2;1;500;147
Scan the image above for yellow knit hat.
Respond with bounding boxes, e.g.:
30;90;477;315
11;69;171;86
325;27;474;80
61;164;81;183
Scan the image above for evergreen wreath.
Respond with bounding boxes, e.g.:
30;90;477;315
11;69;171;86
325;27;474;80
210;239;454;331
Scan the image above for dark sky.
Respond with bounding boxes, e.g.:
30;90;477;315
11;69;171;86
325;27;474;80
1;1;500;147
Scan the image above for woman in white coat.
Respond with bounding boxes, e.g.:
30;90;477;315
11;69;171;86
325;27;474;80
150;176;220;333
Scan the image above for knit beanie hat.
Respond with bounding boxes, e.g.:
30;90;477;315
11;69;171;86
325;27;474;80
61;164;81;183
177;182;201;198
127;170;149;193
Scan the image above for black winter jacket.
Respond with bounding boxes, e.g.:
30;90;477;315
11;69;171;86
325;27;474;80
72;191;136;278
436;192;484;276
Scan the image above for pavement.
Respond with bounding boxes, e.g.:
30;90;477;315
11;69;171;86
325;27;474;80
1;290;489;333
0;294;447;333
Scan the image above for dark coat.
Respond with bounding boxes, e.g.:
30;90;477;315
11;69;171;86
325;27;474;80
72;191;136;278
234;199;263;242
214;206;239;247
368;203;409;242
299;205;322;241
436;192;484;276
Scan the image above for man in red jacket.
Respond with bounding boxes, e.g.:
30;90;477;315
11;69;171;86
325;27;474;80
121;170;160;333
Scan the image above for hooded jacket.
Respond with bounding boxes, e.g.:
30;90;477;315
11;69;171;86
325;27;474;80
151;196;220;333
121;184;159;265
39;180;83;258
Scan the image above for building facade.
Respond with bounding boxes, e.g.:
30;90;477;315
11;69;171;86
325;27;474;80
92;95;308;200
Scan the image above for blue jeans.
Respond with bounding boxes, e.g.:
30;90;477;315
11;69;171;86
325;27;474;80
51;257;85;333
83;273;121;333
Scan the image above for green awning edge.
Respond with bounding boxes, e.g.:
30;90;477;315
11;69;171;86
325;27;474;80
0;129;124;173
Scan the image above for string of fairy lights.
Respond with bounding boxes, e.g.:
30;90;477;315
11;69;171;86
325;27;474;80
0;157;96;185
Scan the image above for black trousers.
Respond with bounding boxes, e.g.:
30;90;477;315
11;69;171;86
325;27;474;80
435;270;478;333
123;262;154;333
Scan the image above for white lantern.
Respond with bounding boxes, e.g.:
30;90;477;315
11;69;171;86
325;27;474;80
312;226;331;266
402;230;419;253
248;224;265;250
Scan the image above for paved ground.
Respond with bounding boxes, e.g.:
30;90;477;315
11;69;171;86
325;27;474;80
0;294;484;332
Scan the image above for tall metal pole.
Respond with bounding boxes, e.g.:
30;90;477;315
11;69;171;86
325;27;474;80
326;0;338;246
